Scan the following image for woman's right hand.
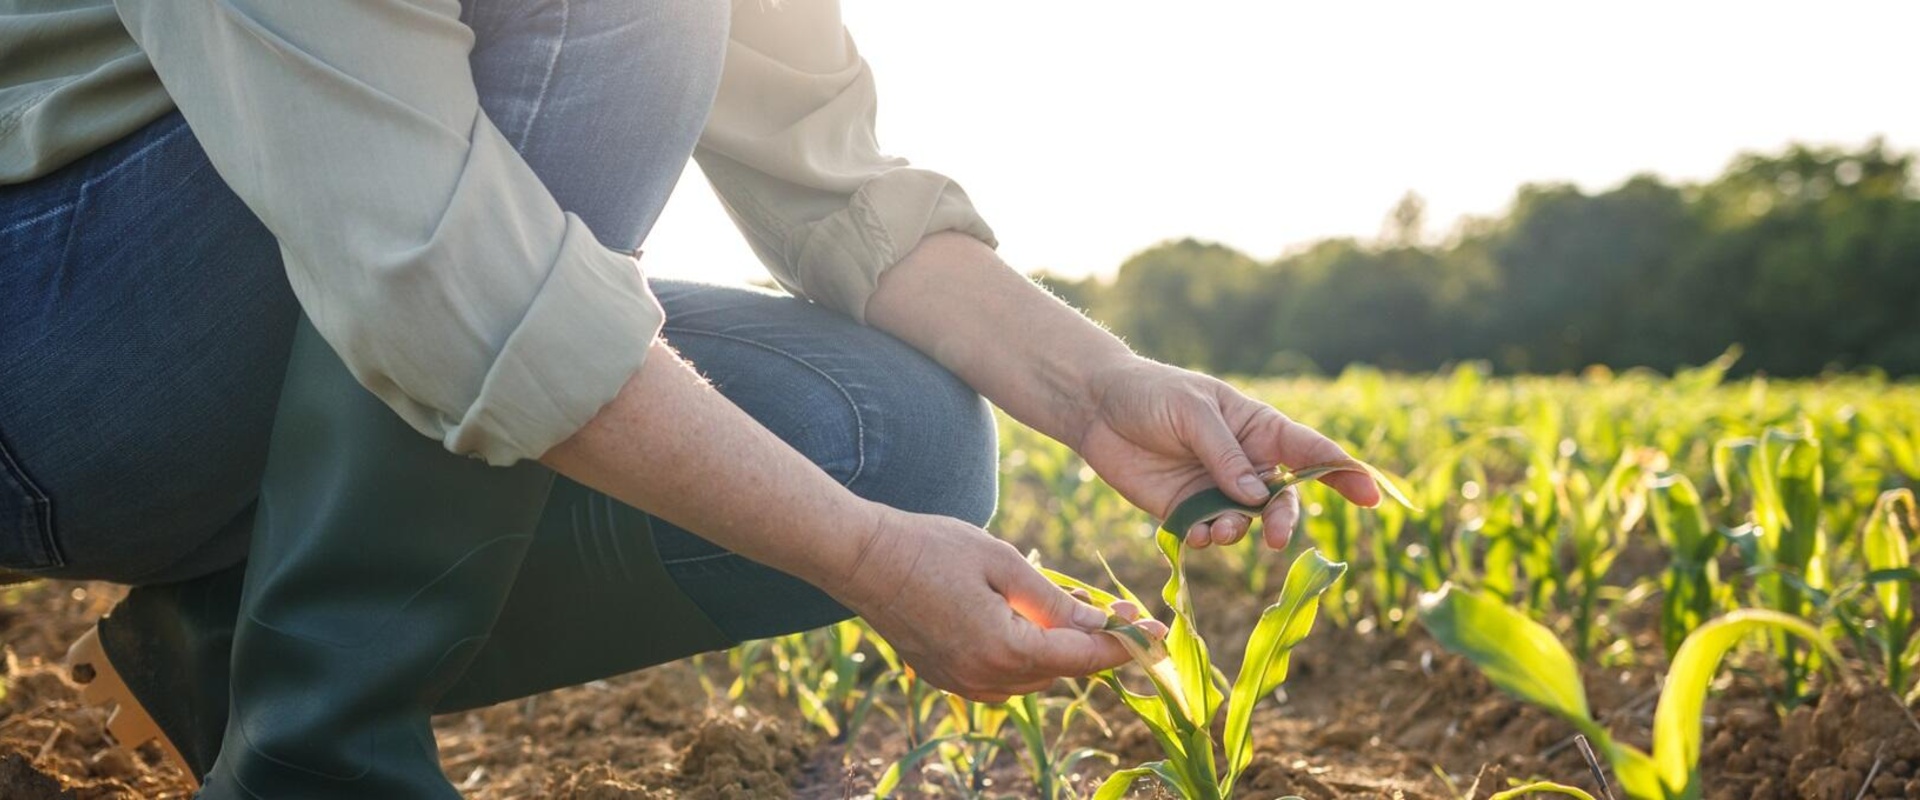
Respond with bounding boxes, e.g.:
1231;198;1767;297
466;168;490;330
830;507;1155;702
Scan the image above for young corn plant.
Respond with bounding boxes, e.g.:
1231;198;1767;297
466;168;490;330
1646;473;1727;657
727;620;887;743
1041;458;1408;800
1713;424;1827;700
1048;546;1345;800
872;680;1115;800
1419;585;1835;800
1860;488;1920;699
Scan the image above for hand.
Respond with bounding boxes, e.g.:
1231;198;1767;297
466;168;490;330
1073;357;1382;550
828;507;1157;702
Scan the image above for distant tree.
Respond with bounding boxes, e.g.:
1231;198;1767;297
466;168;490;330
1047;141;1920;377
1095;239;1276;374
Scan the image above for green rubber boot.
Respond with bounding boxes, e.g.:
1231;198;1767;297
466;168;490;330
197;319;555;799
68;319;733;795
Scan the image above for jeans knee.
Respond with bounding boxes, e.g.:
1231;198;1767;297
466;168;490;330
850;355;999;529
575;0;730;79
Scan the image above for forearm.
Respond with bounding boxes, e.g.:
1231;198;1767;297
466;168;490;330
866;232;1136;446
540;343;901;598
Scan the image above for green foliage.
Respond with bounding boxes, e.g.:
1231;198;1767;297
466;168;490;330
1419;585;1834;800
1048;546;1347;800
1647;473;1724;656
712;368;1917;796
1052;141;1920;377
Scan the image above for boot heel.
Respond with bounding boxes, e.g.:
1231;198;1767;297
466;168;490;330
65;626;201;789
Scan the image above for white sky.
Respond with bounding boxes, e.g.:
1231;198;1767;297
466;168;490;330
643;0;1920;285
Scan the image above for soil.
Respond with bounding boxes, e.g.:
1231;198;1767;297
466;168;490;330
4;577;1917;799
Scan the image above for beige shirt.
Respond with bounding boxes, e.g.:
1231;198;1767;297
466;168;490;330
0;0;995;465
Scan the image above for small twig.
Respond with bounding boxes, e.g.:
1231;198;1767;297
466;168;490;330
1541;734;1581;760
1576;735;1618;800
1851;743;1886;800
440;739;516;771
1887;688;1920;740
35;726;63;762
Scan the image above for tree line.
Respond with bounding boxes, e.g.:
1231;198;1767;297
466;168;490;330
1039;140;1920;377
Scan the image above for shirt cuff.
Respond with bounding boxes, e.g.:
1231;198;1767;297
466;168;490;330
791;169;999;323
444;214;664;465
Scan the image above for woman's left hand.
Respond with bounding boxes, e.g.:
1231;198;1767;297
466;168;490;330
1072;356;1381;550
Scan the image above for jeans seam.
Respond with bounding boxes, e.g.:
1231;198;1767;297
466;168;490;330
515;0;569;151
0;202;74;238
76;117;194;196
659;326;867;488
0;425;60;569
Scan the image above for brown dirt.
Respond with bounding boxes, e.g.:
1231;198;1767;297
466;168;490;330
5;577;1918;798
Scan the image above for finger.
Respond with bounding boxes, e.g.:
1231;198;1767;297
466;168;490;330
1266;414;1381;507
1022;626;1133;678
1069;588;1092;603
1134;618;1170;640
1209;513;1246;546
1186;521;1211;549
1263;485;1301;550
1183;406;1271;506
1110;600;1142;621
1000;558;1109;632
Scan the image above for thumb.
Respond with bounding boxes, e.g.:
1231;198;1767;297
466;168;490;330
1184;409;1271;507
999;560;1109;633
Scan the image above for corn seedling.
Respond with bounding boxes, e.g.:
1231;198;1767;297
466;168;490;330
873;680;1113;800
728;620;887;743
1419;585;1836;800
1033;459;1408;799
1646;473;1726;657
1713;425;1828;700
1860;489;1920;699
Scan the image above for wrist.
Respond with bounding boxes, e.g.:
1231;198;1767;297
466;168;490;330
824;504;928;615
1064;353;1153;451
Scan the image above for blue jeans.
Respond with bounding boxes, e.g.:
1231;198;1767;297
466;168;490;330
0;0;997;643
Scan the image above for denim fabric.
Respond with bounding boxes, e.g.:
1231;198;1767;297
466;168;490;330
0;0;996;640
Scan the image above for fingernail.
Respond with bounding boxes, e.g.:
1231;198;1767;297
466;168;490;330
1237;475;1270;501
1073;603;1109;631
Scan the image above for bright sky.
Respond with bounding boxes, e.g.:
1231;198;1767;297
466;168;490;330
643;1;1920;285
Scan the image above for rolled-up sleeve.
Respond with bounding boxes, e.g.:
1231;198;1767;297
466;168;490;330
115;0;661;465
696;0;996;322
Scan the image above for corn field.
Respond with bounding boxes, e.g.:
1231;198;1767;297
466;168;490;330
706;352;1920;799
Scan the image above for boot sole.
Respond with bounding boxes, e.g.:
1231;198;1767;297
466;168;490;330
64;626;202;791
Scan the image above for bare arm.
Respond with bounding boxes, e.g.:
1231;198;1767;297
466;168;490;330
539;342;1132;700
866;233;1382;549
866;233;1133;447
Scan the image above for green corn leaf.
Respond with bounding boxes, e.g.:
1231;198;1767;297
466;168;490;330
1160;458;1421;537
1486;781;1598;800
1653;610;1833;798
1864;489;1917;626
1223;549;1346;784
1608;747;1663;800
1769;427;1824;580
1041;566;1123;609
1097;674;1193;782
1648;474;1712;562
1416;585;1600;739
1092;760;1185;800
793;681;839;738
1097;551;1149;610
1058;747;1116;774
872;733;1006;798
1155;531;1220;736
